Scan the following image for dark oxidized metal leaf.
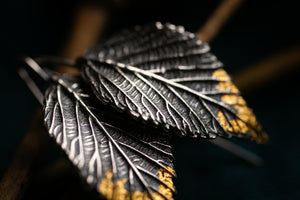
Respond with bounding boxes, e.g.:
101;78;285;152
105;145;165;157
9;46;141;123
43;74;175;200
80;22;268;143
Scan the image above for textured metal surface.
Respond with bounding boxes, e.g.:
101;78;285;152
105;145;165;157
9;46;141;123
80;22;268;143
43;75;175;200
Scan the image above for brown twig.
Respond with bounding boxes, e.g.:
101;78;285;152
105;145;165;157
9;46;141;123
60;5;107;74
196;1;300;91
0;4;107;200
233;46;300;92
196;0;244;43
195;0;265;165
0;111;47;200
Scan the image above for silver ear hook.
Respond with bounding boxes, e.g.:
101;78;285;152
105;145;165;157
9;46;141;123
35;56;75;67
18;67;44;105
18;57;51;105
209;138;263;166
22;57;50;81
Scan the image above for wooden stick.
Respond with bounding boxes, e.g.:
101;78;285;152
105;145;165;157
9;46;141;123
0;5;107;200
233;46;300;92
0;111;47;200
60;5;107;74
194;0;266;165
196;0;244;43
34;158;73;184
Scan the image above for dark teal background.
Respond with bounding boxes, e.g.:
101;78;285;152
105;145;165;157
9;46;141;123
1;0;299;199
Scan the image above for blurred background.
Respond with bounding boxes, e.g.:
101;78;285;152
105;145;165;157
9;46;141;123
0;0;299;199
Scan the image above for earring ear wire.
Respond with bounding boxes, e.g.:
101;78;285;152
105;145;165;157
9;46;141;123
17;57;50;105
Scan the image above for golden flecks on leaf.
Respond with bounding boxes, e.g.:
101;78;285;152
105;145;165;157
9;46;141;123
217;111;249;134
233;105;268;144
216;81;239;93
221;95;246;105
98;167;175;200
99;170;128;200
158;167;175;191
214;74;268;143
217;99;268;144
212;69;231;81
156;166;175;200
213;69;238;93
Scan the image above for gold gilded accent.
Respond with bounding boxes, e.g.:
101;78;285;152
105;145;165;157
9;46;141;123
158;167;175;192
99;170;114;199
217;111;248;133
131;191;151;200
220;95;246;105
156;166;175;200
98;167;175;200
217;97;268;144
212;69;231;81
99;170;128;200
131;190;171;200
216;81;239;93
214;75;268;143
213;69;238;93
233;105;268;143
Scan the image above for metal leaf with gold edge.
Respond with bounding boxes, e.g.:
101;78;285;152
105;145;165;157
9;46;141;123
43;74;175;200
80;22;268;144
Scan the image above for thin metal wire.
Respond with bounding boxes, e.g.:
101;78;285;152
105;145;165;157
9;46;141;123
209;138;263;166
22;57;50;81
18;68;44;105
35;56;76;67
17;57;52;105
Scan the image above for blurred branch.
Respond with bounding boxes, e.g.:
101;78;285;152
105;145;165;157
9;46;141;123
61;5;107;74
35;158;73;184
0;111;47;200
0;4;108;200
196;0;244;43
233;46;300;92
196;0;265;165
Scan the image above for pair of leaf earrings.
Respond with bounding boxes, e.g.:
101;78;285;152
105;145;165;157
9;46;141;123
19;22;268;200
